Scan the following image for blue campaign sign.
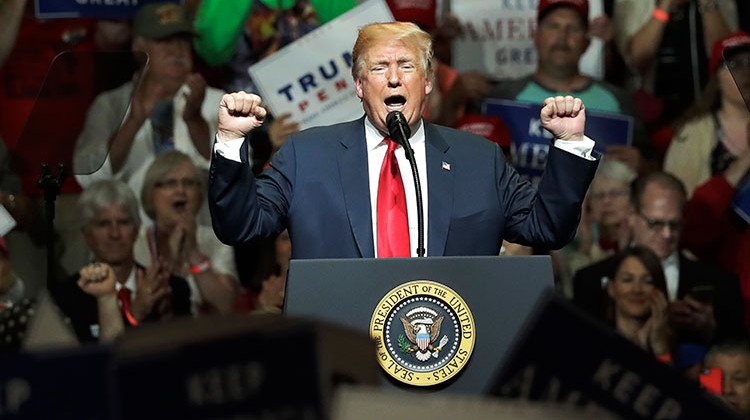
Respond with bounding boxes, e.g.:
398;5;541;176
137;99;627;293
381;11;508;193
483;98;632;187
732;175;750;225
35;0;181;19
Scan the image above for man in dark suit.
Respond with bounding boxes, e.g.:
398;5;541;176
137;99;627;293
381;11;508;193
209;22;599;258
573;172;746;344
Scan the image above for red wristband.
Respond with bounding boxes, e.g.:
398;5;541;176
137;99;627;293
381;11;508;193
652;9;669;23
656;353;672;363
125;310;139;327
190;258;212;274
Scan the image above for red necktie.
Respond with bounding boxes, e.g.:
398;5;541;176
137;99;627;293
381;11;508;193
377;137;410;257
118;287;139;326
117;288;131;316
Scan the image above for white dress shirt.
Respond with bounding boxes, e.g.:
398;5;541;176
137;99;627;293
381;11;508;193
661;252;680;301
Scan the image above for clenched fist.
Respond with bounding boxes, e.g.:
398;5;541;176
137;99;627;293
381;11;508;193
217;91;268;142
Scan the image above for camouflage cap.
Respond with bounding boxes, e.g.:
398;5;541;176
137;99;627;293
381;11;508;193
132;2;194;40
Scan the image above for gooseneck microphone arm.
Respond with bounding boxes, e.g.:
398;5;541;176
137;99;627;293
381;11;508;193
386;111;425;257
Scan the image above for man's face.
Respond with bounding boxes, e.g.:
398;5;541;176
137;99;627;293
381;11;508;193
630;183;683;259
354;38;433;136
134;35;192;80
707;353;750;416
534;7;589;75
83;204;138;265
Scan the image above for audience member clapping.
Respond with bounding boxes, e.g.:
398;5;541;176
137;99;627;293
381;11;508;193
74;2;225;213
136;151;239;315
607;246;673;361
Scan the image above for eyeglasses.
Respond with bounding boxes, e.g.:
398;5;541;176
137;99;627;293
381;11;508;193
638;213;682;231
155;177;199;190
589;188;629;201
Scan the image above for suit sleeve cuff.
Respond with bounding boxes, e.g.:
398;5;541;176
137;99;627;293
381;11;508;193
553;136;596;161
213;135;245;162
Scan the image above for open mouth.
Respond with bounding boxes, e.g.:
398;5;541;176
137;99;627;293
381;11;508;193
172;200;188;212
385;95;406;111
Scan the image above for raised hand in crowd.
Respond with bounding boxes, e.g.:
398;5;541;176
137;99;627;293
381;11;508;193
268;112;300;154
77;262;124;342
589;14;613;43
131;259;172;322
182;73;208;122
167;213;201;270
635;289;673;356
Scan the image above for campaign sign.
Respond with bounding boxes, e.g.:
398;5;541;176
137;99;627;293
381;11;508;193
35;0;181;19
483;98;632;187
450;0;605;80
0;347;112;419
248;0;394;131
488;293;744;420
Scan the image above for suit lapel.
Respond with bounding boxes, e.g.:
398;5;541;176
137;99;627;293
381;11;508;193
338;118;375;258
425;123;453;256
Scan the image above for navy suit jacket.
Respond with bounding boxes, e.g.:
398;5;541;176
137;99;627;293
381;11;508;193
209;117;598;259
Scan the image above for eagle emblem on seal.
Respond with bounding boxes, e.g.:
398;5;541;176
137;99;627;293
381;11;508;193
398;306;450;362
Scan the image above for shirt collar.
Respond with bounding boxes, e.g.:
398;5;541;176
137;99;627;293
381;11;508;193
114;265;138;293
364;116;425;152
662;251;679;267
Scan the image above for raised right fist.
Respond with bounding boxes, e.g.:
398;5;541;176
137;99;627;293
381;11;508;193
217;91;268;142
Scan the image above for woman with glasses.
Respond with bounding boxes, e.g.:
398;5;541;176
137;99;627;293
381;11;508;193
664;31;750;197
554;158;636;297
135;150;239;315
606;246;674;363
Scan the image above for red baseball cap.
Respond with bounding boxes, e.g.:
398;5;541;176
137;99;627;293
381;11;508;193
709;30;750;75
387;0;437;31
538;0;589;23
453;114;511;148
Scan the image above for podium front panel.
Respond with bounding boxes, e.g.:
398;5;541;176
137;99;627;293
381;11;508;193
284;256;553;395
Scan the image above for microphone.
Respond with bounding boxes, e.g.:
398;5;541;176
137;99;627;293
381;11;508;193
385;111;425;257
386;111;412;149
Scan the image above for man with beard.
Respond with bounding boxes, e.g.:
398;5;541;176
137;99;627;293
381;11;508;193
488;0;654;175
73;3;224;211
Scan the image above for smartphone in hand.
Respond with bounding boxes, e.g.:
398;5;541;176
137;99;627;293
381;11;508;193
689;285;714;304
699;368;723;395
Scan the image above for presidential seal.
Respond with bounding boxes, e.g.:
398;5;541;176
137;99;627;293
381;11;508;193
369;281;476;386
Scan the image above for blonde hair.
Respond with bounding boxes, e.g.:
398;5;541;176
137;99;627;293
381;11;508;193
351;22;434;80
141;150;205;220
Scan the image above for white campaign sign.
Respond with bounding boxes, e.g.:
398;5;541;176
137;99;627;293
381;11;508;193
248;0;394;130
451;0;604;81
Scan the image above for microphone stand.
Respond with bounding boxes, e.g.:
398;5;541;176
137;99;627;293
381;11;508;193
403;144;425;257
393;124;426;258
38;163;67;291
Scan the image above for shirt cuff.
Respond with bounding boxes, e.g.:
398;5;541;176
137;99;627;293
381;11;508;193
213;135;245;162
553;136;596;161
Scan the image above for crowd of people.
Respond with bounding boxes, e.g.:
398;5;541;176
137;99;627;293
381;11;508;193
0;0;749;416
